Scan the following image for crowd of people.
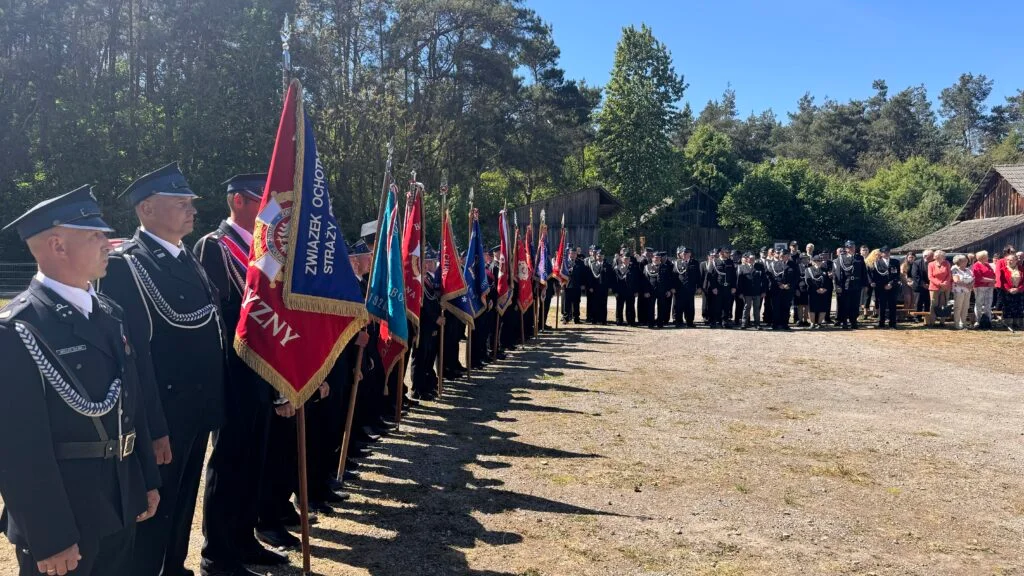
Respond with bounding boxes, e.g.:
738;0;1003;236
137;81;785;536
548;240;1024;331
4;165;1023;576
0;167;547;576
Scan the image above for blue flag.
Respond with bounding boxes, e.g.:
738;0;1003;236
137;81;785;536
535;223;551;285
463;215;490;318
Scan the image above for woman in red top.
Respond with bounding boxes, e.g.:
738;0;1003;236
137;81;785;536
972;250;997;327
927;250;952;325
998;252;1024;329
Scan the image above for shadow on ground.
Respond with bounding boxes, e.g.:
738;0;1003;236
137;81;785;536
279;328;616;576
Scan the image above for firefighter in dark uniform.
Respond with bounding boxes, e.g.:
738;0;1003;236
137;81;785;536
564;247;586;324
869;246;900;329
97;163;227;576
672;246;700;328
614;248;639;326
0;186;161;576
834;241;866;329
701;249;719;327
193;174;289;573
634;247;651;325
768;249;800;330
642;251;670;328
714;247;738;327
412;247;442;399
730;249;744;324
585;248;614;325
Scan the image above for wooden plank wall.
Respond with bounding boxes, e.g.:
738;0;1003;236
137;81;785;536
971;178;1024;219
648;226;731;258
512;189;603;252
959;228;1024;256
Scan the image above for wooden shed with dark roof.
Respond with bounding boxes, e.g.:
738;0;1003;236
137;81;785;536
511;186;622;252
894;164;1024;255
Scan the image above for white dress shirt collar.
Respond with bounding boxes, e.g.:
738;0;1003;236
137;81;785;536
140;227;184;258
35;272;95;319
226;218;254;247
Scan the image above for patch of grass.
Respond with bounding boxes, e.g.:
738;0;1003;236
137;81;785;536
810;462;873;484
549;473;576;486
783;491;799;507
734;483;750;494
538;373;560;381
698;562;748;576
914;430;941;437
519;569;544;576
887;486;903;496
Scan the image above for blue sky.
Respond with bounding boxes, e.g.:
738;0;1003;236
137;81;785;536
526;0;1022;121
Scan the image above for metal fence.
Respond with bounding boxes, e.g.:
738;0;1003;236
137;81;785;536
0;262;35;297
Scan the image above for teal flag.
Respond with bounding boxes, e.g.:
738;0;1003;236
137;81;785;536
366;180;409;376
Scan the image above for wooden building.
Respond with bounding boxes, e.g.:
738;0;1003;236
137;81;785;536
511;186;622;251
640;191;730;257
895;164;1024;255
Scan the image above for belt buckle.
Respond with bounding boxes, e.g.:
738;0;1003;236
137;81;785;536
119;431;136;460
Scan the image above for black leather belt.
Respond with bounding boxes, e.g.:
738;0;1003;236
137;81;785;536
54;430;135;460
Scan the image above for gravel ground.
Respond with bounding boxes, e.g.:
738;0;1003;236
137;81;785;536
3;303;1024;576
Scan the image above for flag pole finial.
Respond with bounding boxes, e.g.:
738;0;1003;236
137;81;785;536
561;212;565;228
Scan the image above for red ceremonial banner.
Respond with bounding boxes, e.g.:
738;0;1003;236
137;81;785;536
234;79;368;406
402;186;423;327
516;228;534;312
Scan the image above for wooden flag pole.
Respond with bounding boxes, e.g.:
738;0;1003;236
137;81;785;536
337;344;365;484
493;315;501;360
296;406;312;575
394;361;405;428
436;182;448;396
465;329;472;378
555;286;561;330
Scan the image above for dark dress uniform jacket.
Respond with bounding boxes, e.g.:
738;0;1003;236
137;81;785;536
0;282;160;560
615;258;640;296
737;263;769;297
567;255;588;292
194;221;273;406
99;229;226;438
674;258;701;294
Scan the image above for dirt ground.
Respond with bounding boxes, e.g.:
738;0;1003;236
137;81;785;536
3;303;1024;575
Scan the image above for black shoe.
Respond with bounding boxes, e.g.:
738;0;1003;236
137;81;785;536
240;543;290;566
471;361;486;369
256;527;301;550
308;500;334;515
277;508;318;528
404;397;420;407
342;469;360;481
201;565;265;576
495;352;508;360
322;490;350;503
376;418;398;430
345;459;362;471
359;426;382;442
350;445;373;459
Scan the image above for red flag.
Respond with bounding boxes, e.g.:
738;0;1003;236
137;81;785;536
524;222;535;280
402;185;424;328
552;224;567;284
235;79;368;406
516;227;534;312
439;210;475;326
496;209;513;315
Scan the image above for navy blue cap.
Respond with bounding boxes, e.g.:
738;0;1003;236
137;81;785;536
844;240;856;248
223;173;267;200
120;162;196;206
424;243;439;260
880;245;890;253
347;239;371;255
656;251;668;258
491;245;501;254
3;185;114;241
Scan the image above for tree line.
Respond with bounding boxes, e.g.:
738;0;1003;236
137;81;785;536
1;4;1022;260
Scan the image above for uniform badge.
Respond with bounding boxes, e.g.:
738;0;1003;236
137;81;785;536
57;345;87;356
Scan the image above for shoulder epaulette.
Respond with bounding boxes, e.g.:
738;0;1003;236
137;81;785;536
0;291;32;323
110;238;139;257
